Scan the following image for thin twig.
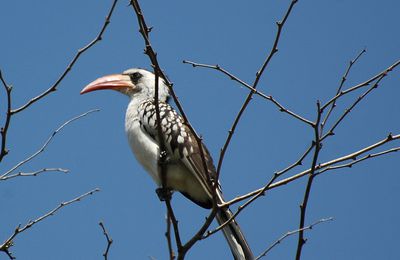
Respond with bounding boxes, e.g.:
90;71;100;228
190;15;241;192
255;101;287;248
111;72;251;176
214;0;299;184
182;61;314;126
165;198;183;251
165;213;175;260
320;49;366;135
206;143;313;238
321;59;400;112
256;217;333;259
223;133;400;206
315;147;400;176
0;70;13;162
296;101;322;260
180;0;300;252
323;71;385;140
0;168;69;181
10;0;119;115
275;142;315;176
321;74;386;140
0;188;100;259
0;109;99;180
99;221;113;260
206;142;315;236
204;0;300;236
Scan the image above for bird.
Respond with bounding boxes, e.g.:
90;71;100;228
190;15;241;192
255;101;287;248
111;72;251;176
81;68;254;260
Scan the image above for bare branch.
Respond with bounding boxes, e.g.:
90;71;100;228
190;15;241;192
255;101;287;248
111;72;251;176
223;133;400;206
211;142;316;234
10;0;119;114
320;49;366;134
315;147;400;176
214;0;299;182
174;0;301;242
0;188;100;259
0;168;69;181
321;73;387;140
0;109;99;180
256;217;333;260
0;70;13;162
321;59;400;112
253;0;298;87
99;221;113;260
165;213;175;260
210;142;315;233
275;142;315;177
296;101;322;260
182;61;314;126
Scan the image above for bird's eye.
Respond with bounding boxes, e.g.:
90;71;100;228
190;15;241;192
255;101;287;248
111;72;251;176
129;72;142;83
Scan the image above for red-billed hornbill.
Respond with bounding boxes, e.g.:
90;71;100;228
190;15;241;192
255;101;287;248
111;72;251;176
81;68;253;260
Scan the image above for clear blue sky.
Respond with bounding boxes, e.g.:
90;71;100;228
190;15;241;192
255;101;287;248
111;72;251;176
1;0;399;259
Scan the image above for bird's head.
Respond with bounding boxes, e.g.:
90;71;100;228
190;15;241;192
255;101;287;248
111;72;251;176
81;68;170;102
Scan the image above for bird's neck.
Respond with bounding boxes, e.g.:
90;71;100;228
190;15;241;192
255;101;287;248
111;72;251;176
126;97;145;123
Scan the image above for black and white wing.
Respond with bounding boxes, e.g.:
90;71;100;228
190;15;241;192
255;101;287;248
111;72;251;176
138;100;217;208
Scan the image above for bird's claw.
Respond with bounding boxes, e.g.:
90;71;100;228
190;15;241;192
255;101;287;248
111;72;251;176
156;187;172;201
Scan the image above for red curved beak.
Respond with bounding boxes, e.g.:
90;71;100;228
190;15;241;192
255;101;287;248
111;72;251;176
81;74;134;94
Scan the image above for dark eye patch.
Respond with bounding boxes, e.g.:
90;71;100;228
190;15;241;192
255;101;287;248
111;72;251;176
129;72;142;83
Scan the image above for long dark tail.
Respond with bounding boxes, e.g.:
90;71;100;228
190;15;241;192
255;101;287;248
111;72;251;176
216;192;254;260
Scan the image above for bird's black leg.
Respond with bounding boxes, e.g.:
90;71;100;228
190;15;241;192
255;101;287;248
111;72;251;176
156;149;172;201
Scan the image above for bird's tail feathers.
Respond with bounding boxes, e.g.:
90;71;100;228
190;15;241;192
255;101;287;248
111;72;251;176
216;191;254;260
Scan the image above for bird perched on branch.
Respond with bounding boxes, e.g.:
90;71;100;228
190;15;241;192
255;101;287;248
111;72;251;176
81;68;253;260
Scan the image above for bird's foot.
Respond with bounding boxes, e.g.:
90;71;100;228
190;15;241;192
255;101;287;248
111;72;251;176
156;187;172;201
